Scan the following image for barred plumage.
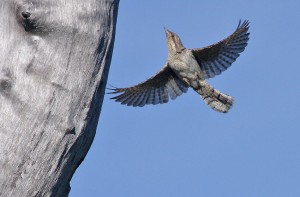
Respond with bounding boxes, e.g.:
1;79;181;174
109;20;250;113
195;81;234;113
109;65;188;107
192;20;250;79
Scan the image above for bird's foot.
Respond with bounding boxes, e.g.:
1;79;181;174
182;78;190;86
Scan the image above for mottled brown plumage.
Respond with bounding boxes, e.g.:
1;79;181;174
110;20;250;112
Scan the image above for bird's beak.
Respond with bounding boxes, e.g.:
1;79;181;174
164;27;173;37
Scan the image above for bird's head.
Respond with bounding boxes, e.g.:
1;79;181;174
164;27;185;54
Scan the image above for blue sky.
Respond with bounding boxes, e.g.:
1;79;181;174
70;1;300;196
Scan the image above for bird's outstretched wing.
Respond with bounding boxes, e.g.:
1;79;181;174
109;65;189;107
192;20;250;79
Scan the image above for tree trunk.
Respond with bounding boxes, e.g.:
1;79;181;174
0;0;119;196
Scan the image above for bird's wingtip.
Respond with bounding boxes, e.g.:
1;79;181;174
106;83;122;94
237;19;250;29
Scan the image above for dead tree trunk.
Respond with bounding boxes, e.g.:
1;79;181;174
0;0;119;196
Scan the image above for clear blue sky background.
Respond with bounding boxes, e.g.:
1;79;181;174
70;1;300;196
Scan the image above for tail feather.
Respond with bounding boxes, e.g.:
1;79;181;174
195;81;234;113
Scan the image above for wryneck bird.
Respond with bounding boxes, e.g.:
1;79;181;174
110;20;250;113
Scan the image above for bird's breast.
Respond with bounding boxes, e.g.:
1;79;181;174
169;51;203;81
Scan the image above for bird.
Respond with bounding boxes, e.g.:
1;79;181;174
109;20;250;113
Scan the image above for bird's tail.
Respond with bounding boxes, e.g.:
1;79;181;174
194;81;234;113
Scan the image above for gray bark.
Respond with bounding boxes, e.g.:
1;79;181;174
0;0;119;196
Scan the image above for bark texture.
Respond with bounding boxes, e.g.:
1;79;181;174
0;0;119;196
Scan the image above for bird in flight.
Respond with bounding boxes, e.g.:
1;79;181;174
109;20;250;113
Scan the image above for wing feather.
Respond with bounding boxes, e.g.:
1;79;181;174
192;20;250;79
109;65;188;107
